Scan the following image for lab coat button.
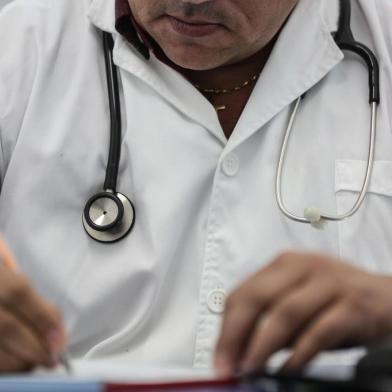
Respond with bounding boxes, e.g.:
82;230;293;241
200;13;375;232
207;289;227;314
222;154;240;177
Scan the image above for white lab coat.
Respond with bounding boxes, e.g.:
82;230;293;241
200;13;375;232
0;0;12;8
0;0;392;369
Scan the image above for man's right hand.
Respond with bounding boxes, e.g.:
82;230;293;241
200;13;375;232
0;242;67;373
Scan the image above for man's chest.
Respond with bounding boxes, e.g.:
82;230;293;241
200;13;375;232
2;51;392;272
1;35;392;363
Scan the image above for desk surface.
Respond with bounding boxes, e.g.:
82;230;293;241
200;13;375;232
0;357;385;392
0;376;387;392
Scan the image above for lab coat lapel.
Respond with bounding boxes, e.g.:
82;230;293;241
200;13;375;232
87;0;226;144
227;0;344;151
87;0;344;148
113;37;226;144
87;0;117;34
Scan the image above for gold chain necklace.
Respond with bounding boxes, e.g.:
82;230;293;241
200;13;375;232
195;74;259;95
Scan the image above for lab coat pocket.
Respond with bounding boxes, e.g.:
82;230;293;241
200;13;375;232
335;160;392;274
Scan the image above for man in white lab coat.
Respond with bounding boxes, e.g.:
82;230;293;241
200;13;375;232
0;0;392;375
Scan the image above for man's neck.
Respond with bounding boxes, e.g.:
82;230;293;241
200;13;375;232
179;46;272;94
179;41;275;139
115;0;276;139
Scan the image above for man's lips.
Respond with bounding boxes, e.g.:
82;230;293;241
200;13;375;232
167;14;219;25
165;15;223;37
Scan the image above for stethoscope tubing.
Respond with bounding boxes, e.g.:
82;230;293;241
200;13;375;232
84;0;381;242
275;0;380;226
82;33;136;243
335;0;380;104
276;100;377;224
102;33;122;192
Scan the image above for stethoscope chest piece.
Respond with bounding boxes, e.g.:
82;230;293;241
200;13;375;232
83;192;135;243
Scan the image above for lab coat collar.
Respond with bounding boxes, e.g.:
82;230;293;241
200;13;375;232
227;0;344;151
88;0;117;34
113;37;226;143
87;0;344;148
87;0;225;143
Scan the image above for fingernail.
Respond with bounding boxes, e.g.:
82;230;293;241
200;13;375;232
47;329;63;350
50;353;61;368
214;354;234;378
240;362;257;376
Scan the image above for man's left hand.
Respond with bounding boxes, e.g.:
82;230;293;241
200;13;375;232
215;252;392;375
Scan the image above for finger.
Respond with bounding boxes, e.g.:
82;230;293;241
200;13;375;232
215;252;310;375
283;301;358;371
240;278;339;371
0;347;32;374
0;266;66;352
0;237;19;271
0;308;54;368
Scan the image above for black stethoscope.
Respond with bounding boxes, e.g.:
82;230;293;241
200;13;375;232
82;0;380;243
82;34;135;243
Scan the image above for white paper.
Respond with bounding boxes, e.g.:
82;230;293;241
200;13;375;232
34;359;215;383
267;347;366;380
9;347;365;385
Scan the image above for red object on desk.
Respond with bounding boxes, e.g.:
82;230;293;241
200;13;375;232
106;377;238;391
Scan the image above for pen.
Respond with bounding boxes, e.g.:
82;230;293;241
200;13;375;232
58;353;72;374
0;237;72;374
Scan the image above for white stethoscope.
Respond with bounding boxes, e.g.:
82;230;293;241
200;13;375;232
276;0;380;229
82;0;380;243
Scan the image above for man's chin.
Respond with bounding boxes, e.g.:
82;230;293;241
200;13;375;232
163;48;231;71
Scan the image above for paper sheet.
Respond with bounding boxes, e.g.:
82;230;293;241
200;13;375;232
0;361;215;392
267;347;365;380
37;348;363;381
0;347;365;392
34;359;215;383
